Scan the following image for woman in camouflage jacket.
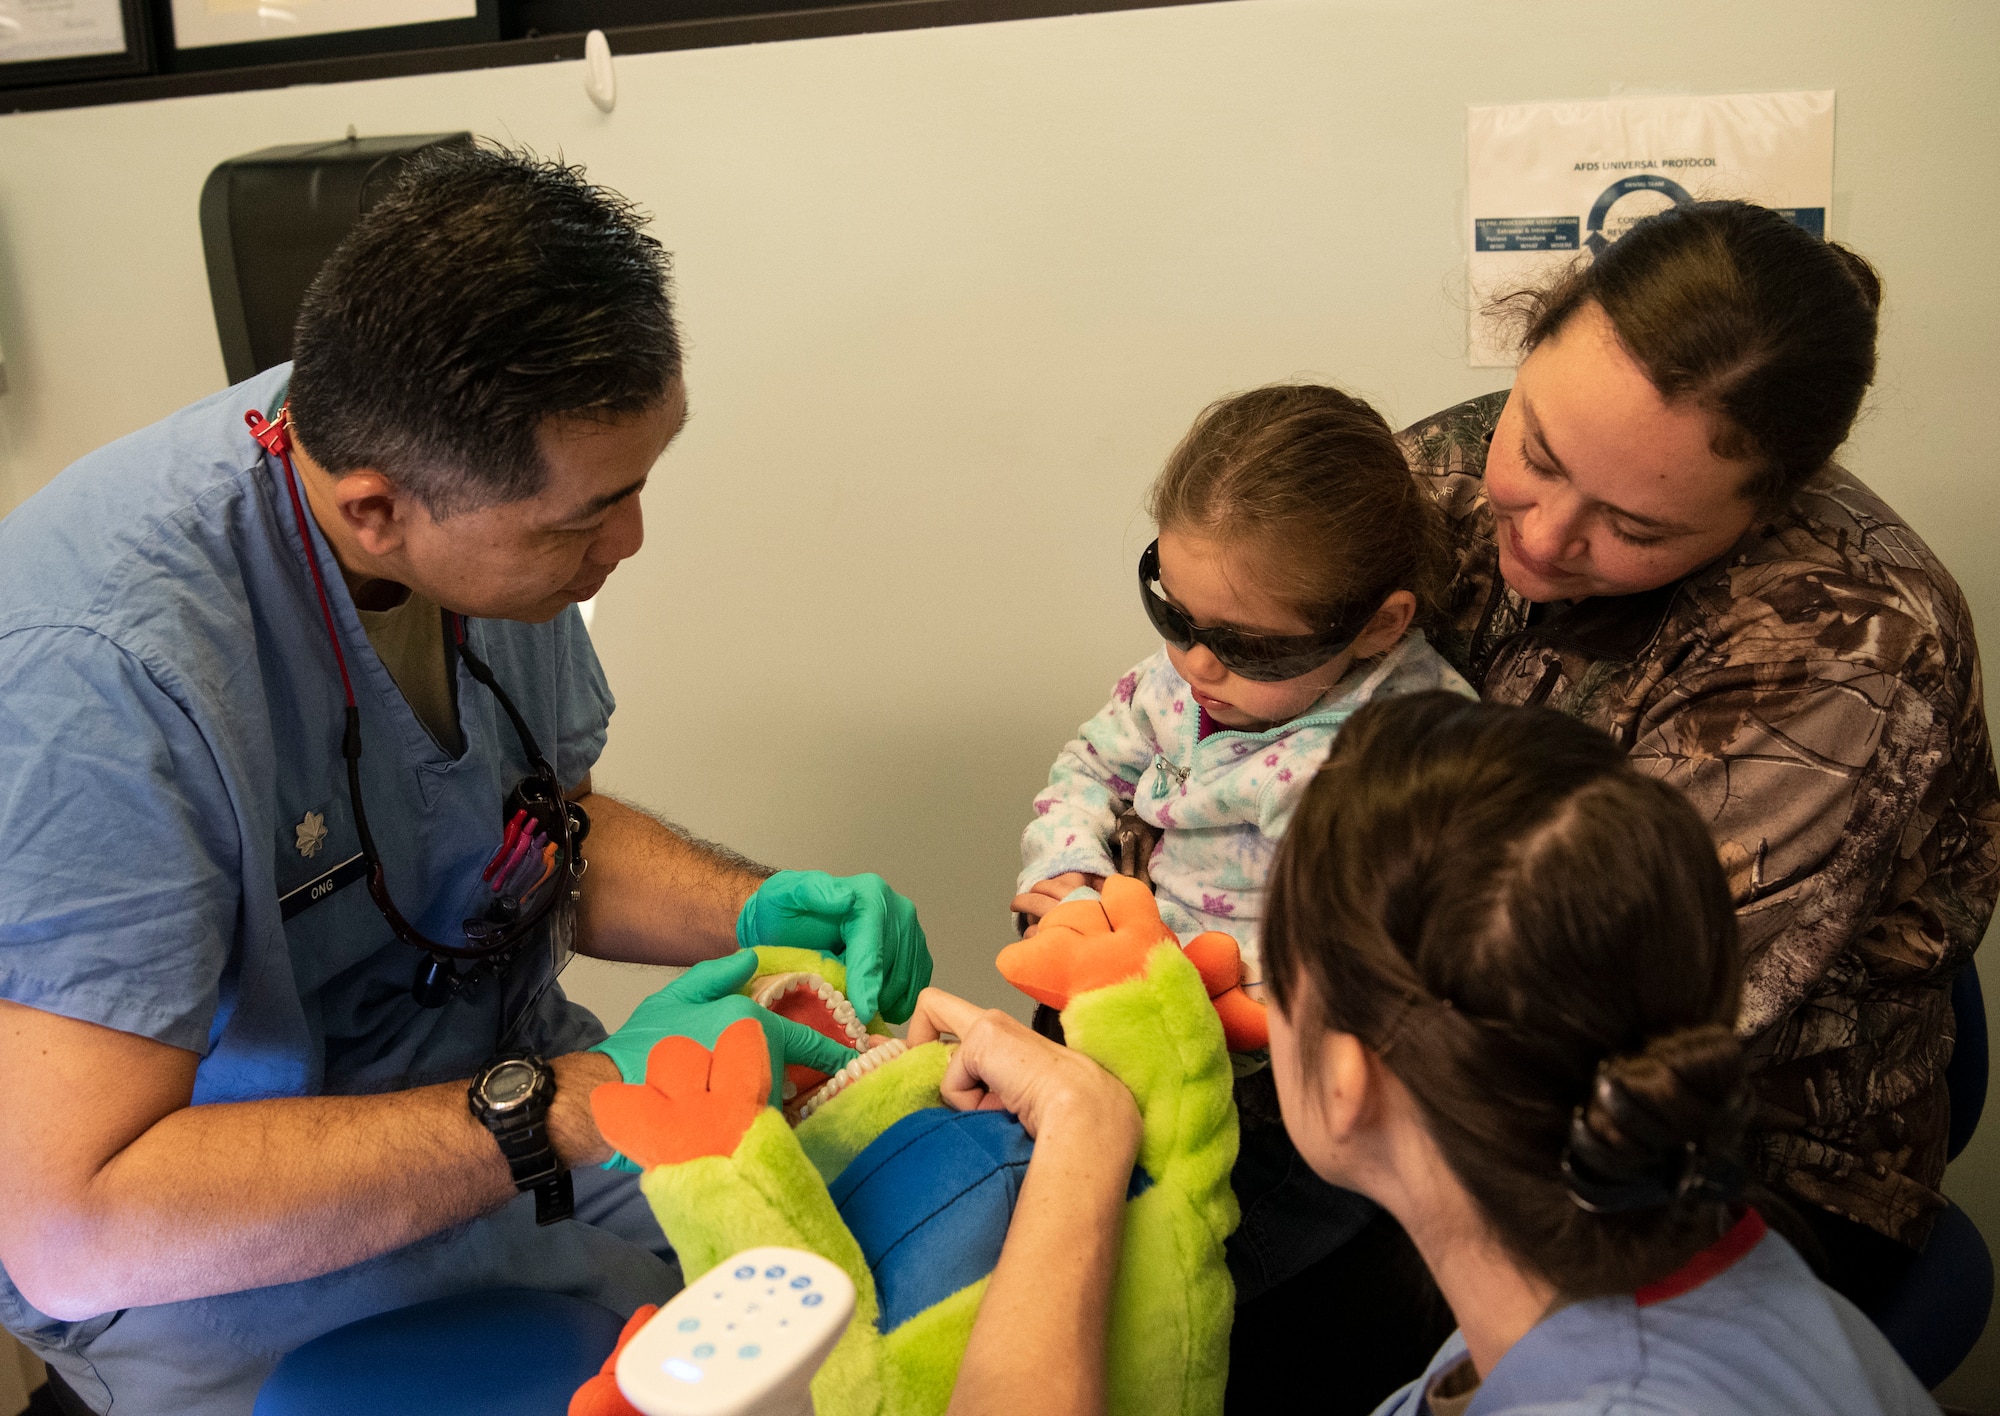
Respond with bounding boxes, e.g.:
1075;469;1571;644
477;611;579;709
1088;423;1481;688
1398;199;2000;1308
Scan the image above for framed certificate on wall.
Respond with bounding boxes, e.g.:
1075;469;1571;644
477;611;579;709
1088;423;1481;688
165;0;499;71
0;0;151;89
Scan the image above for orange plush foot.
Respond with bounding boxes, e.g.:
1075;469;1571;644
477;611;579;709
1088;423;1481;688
569;1304;657;1416
591;1018;772;1169
997;875;1179;1010
1180;931;1245;998
999;880;1271;1047
1181;931;1270;1050
1210;984;1270;1051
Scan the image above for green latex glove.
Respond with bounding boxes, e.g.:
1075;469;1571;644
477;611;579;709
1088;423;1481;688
591;949;858;1113
735;870;932;1025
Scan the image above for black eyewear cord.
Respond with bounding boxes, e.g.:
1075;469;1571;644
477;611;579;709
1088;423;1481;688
251;407;590;1011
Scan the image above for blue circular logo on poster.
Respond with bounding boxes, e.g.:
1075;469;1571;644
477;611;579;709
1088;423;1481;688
1585;174;1694;255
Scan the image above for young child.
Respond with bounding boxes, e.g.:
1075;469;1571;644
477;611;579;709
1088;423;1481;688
1015;383;1475;1000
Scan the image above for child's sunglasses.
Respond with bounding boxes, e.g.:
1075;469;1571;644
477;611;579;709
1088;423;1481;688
1138;539;1369;683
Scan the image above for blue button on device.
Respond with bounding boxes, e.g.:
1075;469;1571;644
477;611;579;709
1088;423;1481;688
678;1318;699;1332
739;1345;761;1359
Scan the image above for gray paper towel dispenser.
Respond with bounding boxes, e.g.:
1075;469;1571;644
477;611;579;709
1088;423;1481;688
199;132;473;386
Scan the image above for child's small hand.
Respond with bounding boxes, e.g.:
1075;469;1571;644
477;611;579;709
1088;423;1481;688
1010;873;1107;937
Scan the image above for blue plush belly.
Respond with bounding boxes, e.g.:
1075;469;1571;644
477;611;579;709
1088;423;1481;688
828;1107;1034;1331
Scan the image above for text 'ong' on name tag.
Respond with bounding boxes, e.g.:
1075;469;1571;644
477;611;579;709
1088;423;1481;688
280;852;368;920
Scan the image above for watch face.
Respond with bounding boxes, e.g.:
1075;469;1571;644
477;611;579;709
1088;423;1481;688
482;1060;539;1111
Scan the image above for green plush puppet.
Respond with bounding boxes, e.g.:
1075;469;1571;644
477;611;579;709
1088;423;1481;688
571;877;1263;1416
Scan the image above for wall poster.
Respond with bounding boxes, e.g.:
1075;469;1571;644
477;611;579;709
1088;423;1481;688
1467;91;1835;367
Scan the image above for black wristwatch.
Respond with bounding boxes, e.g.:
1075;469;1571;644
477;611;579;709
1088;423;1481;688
468;1053;574;1226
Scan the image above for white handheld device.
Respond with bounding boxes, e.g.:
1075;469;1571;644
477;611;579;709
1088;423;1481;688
616;1246;857;1416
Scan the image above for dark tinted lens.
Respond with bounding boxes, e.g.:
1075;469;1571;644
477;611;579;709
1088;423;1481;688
1136;537;1362;683
1137;540;1193;648
1140;579;1197;649
1145;602;1356;682
1202;631;1354;682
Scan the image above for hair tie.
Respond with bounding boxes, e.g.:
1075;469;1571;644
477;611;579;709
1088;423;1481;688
1561;1130;1746;1214
1559;1066;1747;1215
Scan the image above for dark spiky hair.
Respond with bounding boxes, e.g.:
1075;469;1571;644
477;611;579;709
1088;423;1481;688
288;142;680;515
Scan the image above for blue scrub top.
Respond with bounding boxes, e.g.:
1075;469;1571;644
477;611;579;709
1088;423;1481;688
0;367;676;1410
1372;1221;1936;1416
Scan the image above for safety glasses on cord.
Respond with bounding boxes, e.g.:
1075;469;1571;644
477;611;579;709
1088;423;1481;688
1138;539;1371;683
248;406;590;1011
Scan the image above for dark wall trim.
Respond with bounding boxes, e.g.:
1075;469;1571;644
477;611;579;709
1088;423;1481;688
3;0;1229;116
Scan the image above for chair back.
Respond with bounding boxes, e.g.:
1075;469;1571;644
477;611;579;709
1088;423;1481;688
1868;959;1992;1389
1948;959;1987;1161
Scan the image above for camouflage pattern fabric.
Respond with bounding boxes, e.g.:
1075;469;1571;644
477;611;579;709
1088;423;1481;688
1401;391;2000;1249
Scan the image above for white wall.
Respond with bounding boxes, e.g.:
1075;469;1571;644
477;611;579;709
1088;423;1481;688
3;0;1998;1403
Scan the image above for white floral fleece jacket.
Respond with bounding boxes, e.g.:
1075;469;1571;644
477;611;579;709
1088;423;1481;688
1019;632;1474;988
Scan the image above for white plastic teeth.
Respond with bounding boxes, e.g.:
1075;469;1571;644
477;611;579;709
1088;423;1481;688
792;1037;908;1124
750;972;871;1049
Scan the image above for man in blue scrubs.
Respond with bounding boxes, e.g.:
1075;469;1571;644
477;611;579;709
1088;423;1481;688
0;145;929;1413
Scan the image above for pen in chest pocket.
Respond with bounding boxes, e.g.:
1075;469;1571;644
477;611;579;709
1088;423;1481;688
481;822;555;907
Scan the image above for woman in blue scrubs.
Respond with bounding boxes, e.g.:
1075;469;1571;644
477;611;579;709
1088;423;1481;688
925;693;1937;1416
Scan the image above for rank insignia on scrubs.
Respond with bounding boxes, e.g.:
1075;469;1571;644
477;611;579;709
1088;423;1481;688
295;810;328;859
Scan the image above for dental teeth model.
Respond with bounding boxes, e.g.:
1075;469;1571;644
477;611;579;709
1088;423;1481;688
749;970;905;1123
750;972;873;1050
586;880;1243;1416
793;1038;907;1123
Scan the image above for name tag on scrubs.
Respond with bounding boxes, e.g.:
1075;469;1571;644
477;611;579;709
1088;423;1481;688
279;852;368;920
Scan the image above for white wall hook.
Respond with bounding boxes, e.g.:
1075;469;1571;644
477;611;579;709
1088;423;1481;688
584;29;617;114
